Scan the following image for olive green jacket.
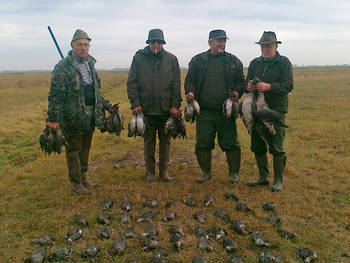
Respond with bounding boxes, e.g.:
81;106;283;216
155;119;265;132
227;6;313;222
246;51;293;113
127;47;182;115
47;50;111;134
184;50;246;101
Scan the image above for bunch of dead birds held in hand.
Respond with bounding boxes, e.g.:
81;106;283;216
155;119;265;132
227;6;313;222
25;192;317;263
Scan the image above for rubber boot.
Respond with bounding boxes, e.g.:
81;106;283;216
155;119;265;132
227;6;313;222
144;126;156;182
159;126;172;182
81;174;100;189
247;153;270;187
271;154;286;192
70;175;91;195
226;148;241;183
196;150;212;183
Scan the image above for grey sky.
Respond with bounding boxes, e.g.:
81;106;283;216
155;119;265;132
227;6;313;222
1;0;349;71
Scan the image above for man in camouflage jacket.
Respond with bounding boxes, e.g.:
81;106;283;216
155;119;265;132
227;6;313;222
245;31;293;192
127;29;182;182
47;29;112;194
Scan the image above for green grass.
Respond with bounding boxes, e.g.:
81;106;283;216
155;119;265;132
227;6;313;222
0;68;349;262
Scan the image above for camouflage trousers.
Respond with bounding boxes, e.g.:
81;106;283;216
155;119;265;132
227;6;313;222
144;115;171;174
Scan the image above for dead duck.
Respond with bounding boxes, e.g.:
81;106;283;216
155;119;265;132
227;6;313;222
121;226;136;238
295;247;317;262
74;213;88;227
137;209;157;223
100;197;114;210
192;253;208;263
258;251;281;263
81;244;100;258
97;213;111;225
121;200;133;212
221;237;239;253
162;211;177;222
266;215;282;226
197;235;213;252
190;225;208;238
65;228;83;243
31;234;54;246
141;221;158;238
236;202;255;213
182;196;197;207
194;210;206;223
230;219;250;235
214;208;231;220
120;212;133;224
109;239;128;256
170;233;185;250
24;248;46;263
143;198;157;209
47;246;73;261
165;198;176;208
223;193;239;202
204;192;215;207
277;228;297;241
251;230;276;248
262;202;276;214
228;255;244;263
97;228;110;239
209;225;227;240
141;236;159;251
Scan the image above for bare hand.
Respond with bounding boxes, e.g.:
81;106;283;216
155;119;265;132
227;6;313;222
132;106;142;115
247;82;256;92
186;92;194;103
229;91;239;102
256;82;271;92
46;122;59;131
170;107;182;118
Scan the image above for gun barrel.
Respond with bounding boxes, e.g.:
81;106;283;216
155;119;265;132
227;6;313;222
47;26;64;59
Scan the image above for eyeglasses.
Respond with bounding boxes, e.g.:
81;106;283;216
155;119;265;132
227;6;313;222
149;40;163;44
76;43;90;48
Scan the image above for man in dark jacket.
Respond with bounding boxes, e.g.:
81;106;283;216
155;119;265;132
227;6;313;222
47;29;113;195
184;29;245;183
127;29;182;182
245;31;293;192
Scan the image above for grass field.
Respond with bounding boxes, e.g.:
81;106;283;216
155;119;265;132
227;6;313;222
0;67;349;262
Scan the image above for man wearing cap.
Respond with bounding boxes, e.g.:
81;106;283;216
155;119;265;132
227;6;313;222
245;31;293;192
127;29;182;182
46;29;113;195
184;29;245;183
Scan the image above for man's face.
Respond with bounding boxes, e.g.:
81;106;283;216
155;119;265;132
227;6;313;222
149;40;164;54
260;43;277;61
72;39;90;60
209;38;226;55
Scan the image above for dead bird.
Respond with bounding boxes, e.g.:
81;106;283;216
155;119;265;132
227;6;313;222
31;234;54;246
194;210;206;223
81;244;100;258
228;255;244;263
266;214;282;226
121;226;136;238
100;197;114;210
251;230;276;248
190;225;208;237
223;193;239;202
74;213;88;227
47;246;73;261
214;208;231;220
230;219;250;235
152;253;168;263
204;192;215;207
277;228;297;241
295;247;317;263
120;212;133;223
165;198;176;208
141;221;158;237
143;198;157;208
136;113;148;137
97;213;112;225
65;228;83;243
162;211;177;222
121;200;133;212
142;235;159;251
197;235;213;252
24;248;46;263
170;233;185;250
221;237;238;253
128;115;137;137
236;202;255;213
97;228;110;239
192;253;208;263
184;100;200;123
182;196;197;207
137;209;157;223
262;202;276;214
169;225;184;237
258;251;281;263
222;92;239;120
209;225;227;240
164;116;187;139
109;239;128;256
106;103;124;136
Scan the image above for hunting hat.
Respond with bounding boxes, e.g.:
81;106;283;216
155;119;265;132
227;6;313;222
255;31;281;45
209;29;229;40
146;29;166;44
71;29;91;43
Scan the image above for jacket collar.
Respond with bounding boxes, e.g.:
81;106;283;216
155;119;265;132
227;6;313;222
68;50;96;65
257;51;281;63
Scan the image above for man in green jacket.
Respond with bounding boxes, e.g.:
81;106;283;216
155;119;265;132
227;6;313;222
47;29;113;195
127;29;182;182
184;29;245;183
246;31;293;192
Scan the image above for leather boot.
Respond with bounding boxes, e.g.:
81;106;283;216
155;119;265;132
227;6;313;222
196;150;212;183
226;148;241;183
247;153;270;187
271;154;287;192
81;174;100;189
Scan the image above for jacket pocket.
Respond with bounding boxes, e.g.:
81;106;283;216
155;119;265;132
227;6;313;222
160;92;171;112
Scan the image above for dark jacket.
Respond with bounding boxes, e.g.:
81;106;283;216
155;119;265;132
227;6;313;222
184;50;245;101
246;51;293;113
127;47;182;115
47;50;111;134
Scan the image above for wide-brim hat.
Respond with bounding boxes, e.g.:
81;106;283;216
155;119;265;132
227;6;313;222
255;31;281;45
71;29;91;43
146;29;166;44
209;29;229;40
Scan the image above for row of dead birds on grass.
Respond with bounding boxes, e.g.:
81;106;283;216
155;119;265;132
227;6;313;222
25;193;317;263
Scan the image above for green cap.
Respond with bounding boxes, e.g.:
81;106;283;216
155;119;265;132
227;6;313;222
255;31;281;45
146;29;166;44
209;29;229;40
71;29;91;43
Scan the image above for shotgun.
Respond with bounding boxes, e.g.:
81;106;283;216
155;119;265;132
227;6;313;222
47;26;64;59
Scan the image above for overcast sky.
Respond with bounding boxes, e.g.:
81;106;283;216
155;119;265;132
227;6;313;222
1;0;350;71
